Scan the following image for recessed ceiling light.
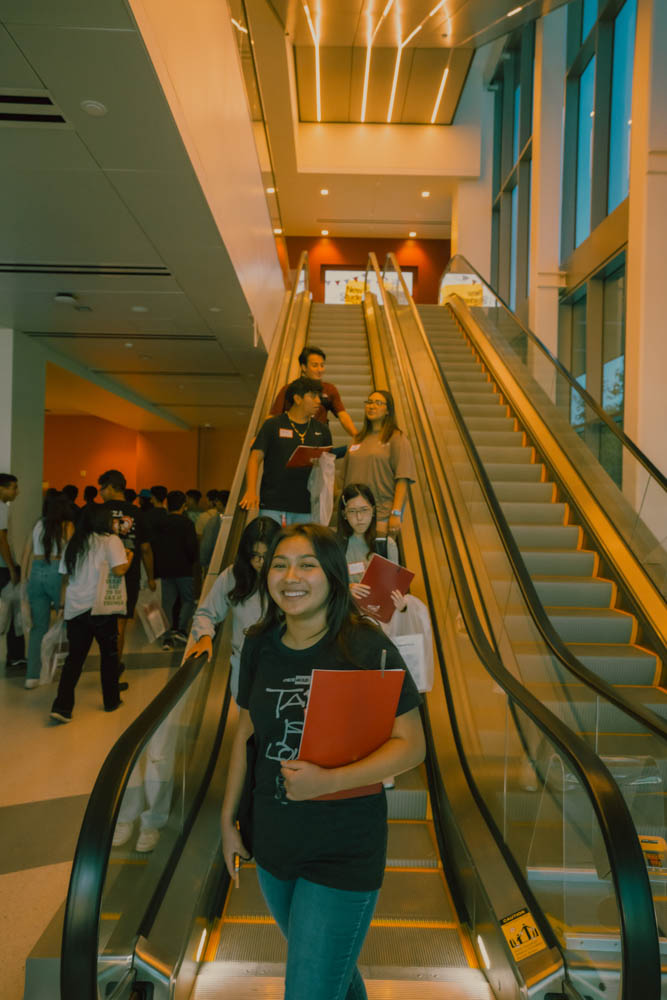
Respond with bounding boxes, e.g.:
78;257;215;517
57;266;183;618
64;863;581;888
209;306;221;313
421;190;430;198
75;305;92;312
139;354;152;361
266;186;276;194
204;422;213;428
409;231;417;238
80;100;108;117
53;292;77;305
321;229;329;236
124;341;134;348
320;188;329;195
131;305;148;313
274;227;282;235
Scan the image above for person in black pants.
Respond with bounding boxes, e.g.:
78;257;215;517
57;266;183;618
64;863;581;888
155;491;198;650
50;506;132;723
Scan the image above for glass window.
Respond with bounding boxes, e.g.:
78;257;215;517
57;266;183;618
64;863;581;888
575;57;595;247
608;0;637;213
570;295;587;428
600;268;625;484
581;0;597;41
510;185;519;310
513;79;521;162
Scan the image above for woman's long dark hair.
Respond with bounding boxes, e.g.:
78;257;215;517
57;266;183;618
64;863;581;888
355;388;400;444
40;496;72;564
247;523;380;658
64;504;115;576
229;516;281;606
336;483;377;553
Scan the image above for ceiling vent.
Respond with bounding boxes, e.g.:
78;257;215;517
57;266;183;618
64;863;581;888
0;263;172;277
0;91;67;125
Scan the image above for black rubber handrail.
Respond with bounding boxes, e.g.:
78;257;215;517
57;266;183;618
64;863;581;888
61;255;312;999
441;253;667;493
389;252;667;740
371;253;660;1000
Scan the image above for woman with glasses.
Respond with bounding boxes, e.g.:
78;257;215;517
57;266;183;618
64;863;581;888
187;516;281;699
342;389;416;540
336;482;397;581
221;523;424;1000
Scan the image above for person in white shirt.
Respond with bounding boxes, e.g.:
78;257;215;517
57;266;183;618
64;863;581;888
22;494;74;688
0;472;25;669
50;506;132;724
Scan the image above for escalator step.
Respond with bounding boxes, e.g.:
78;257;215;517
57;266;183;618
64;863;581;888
532;575;615;608
566;643;659;684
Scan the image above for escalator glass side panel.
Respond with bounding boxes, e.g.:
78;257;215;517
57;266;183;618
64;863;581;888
439;256;667;602
98;662;217;992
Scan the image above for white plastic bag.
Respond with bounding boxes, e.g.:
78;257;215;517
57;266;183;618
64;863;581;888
92;568;127;615
0;581;22;635
136;586;170;642
40;616;69;684
0;582;12;634
382;594;434;692
20;581;32;636
308;452;336;526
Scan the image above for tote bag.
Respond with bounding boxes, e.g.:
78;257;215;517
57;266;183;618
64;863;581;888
92;567;127;615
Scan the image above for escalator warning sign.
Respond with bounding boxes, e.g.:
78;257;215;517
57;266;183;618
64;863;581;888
500;907;546;962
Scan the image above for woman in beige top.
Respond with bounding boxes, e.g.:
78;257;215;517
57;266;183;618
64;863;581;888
342;389;416;539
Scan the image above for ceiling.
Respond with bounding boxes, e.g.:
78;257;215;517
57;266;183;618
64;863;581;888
1;0;569;429
0;0;265;431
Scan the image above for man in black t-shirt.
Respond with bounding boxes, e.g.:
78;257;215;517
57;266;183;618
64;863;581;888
98;469;155;664
240;377;332;526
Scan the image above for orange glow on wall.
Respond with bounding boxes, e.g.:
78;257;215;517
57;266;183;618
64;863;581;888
285;235;451;303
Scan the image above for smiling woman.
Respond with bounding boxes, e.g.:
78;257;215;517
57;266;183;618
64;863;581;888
220;523;425;1000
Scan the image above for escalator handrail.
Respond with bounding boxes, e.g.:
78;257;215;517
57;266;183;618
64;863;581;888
388;253;667;738
439;253;667;494
61;252;311;999
369;252;660;1000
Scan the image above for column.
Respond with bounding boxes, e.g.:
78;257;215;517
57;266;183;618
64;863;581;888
625;0;667;479
0;329;46;556
528;8;567;358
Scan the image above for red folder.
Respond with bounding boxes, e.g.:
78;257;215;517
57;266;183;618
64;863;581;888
286;445;332;468
298;668;404;799
354;554;415;623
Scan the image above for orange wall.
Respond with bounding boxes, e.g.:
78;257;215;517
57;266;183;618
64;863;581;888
44;414;248;494
285;235;451;303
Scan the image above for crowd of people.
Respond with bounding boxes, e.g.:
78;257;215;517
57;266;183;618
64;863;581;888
1;343;431;1000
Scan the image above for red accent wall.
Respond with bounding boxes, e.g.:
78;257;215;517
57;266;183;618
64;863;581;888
285;236;450;303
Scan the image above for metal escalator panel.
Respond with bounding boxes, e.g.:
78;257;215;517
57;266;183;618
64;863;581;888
371;253;661;999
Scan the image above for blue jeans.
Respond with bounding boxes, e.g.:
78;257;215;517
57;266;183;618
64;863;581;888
256;865;379;1000
259;509;313;527
161;576;195;633
27;560;62;680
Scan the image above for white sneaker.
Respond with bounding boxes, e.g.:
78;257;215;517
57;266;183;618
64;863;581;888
24;678;40;689
136;827;161;853
112;821;134;847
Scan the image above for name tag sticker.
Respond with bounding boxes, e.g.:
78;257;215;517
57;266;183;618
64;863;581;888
348;561;365;576
349;444;360;452
279;428;294;438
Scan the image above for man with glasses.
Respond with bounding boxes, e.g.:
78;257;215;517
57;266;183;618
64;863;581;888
270;346;357;438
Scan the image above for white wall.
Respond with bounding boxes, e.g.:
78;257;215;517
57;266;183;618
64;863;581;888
128;0;286;349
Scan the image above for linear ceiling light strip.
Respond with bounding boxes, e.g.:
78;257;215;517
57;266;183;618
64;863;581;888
360;0;395;122
386;46;403;122
430;65;449;123
303;3;321;122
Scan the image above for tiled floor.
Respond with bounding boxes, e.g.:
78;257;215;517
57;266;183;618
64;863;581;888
0;621;179;1000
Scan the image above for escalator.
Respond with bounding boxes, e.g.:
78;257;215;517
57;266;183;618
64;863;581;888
375;253;667;997
53;252;660;1000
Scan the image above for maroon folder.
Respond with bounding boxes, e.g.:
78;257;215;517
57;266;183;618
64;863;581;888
353;553;415;623
298;668;405;799
286;445;332;468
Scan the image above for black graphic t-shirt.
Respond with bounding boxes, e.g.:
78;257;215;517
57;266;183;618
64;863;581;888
237;623;421;890
102;500;145;584
252;413;332;514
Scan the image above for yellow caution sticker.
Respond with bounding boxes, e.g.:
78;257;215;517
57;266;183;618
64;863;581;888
500;907;546;962
639;835;667;871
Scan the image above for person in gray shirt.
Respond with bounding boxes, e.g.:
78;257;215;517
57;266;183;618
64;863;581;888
187;516;280;699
